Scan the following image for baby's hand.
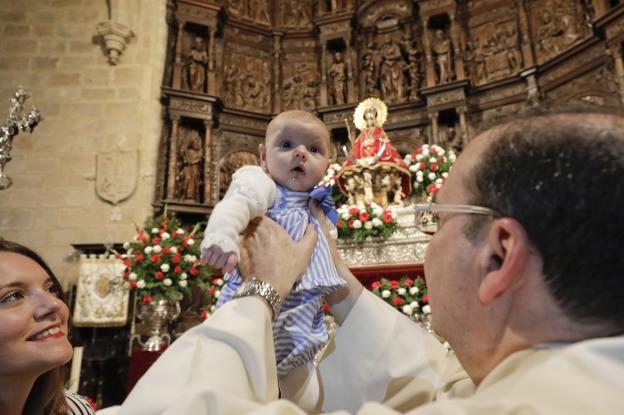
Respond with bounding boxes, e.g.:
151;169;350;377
201;245;238;274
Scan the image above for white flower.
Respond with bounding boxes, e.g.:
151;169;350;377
422;304;431;314
187;238;195;246
409;164;419;172
180;272;188;280
364;221;373;230
144;246;153;254
442;172;448;178
429;157;437;163
210;305;216;312
215;289;221;298
416;170;423;177
352;220;362;229
372;218;383;227
402;305;413;315
381;289;391;298
170;246;178;254
397;287;406;295
327;168;335;176
163;278;172;286
409;286;419;295
341;212;351;220
215;278;223;286
410;301;419;309
184;254;194;262
126;248;133;256
428;172;437;181
176;228;185;235
151;228;159;234
416;176;423;183
421;148;429;156
136;280;146;288
449;153;457;162
161;232;170;240
153;245;162;253
437;148;446;156
160;263;170;272
404;154;412;162
415;154;423;161
435;178;444;184
123;241;130;249
132;235;139;242
129;272;138;281
331;163;341;171
179;280;188;287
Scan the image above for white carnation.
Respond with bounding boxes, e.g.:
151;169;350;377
184;254;194;262
397;287;406;295
178;280;188;287
170;246;178;254
428;172;437;181
341;212;351;220
215;278;223;286
416;176;424;183
372;218;383;227
180;272;188;280
187;238;195;246
215;289;221;298
364;221;373;230
129;272;138;281
151;228;159;234
449;153;457;162
123;241;130;249
136;280;145;288
409;286;419;295
402;305;413;315
160;263;170;272
429;157;437;163
381;289;391;298
415;154;423;161
161;232;170;240
409;164;418;172
352;220;362;229
144;246;153;254
152;245;162;253
422;304;431;314
410;301;419;309
163;278;172;286
442;172;448;178
176;228;185;235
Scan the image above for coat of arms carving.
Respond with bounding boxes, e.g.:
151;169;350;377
95;149;138;204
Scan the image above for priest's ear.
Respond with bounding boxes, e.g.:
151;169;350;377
477;218;531;305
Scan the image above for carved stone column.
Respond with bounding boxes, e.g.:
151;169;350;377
422;19;436;88
167;115;181;199
273;31;283;113
517;0;534;68
172;22;186;90
207;27;217;95
609;47;624;105
320;43;329;106
428;112;439;145
202;119;213;204
449;12;465;81
458;105;468;144
521;68;540;105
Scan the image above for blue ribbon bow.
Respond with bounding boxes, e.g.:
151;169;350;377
310;186;339;225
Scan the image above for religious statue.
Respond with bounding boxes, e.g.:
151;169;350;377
177;130;203;202
432;29;453;84
380;35;405;101
360;43;380;97
329;51;347;105
184;36;208;93
249;0;271;24
337;98;411;206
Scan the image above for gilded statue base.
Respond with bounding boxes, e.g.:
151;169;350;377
337;205;429;267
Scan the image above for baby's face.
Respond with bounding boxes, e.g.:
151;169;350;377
260;118;330;192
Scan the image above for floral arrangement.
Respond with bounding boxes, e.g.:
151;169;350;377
370;276;430;318
318;162;348;205
404;144;456;201
117;210;216;305
335;203;398;242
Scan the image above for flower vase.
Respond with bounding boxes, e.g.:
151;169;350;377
136;299;181;351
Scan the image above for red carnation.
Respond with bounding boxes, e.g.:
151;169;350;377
392;297;404;306
322;303;331;314
348;207;360;216
348;219;355;228
142;295;153;304
208;287;216;296
189;266;199;276
359;211;370;222
123;258;132;268
162;247;170;255
174;265;182;273
427;183;438;194
382;213;393;224
439;156;446;163
389;280;400;289
155;271;164;280
172;254;181;264
423;295;429;303
122;272;129;281
152;237;161;244
134;254;144;263
150;254;161;264
200;310;209;320
416;147;423;154
404;279;414;286
129;281;137;289
160;219;168;228
430;163;438;172
371;281;381;289
419;162;426;169
336;220;343;227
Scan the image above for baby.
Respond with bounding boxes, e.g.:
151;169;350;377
201;110;343;379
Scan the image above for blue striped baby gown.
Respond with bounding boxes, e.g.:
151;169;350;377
216;184;344;377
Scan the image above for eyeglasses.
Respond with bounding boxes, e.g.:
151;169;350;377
414;203;499;235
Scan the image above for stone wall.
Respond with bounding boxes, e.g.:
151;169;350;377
0;0;168;285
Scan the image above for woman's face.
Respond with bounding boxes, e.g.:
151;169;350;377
0;252;72;379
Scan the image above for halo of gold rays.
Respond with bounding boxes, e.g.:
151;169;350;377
353;97;388;131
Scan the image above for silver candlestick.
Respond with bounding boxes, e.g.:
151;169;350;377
0;87;42;190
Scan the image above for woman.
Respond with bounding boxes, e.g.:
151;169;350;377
0;240;94;415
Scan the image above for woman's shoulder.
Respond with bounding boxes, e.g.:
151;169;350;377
64;390;95;415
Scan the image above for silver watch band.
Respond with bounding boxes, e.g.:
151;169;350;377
232;278;282;319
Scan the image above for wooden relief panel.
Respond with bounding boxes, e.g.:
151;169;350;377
223;49;271;113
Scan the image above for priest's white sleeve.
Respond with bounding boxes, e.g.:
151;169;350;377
200;165;277;260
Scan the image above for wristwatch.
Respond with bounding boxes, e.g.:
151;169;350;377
232;278;282;319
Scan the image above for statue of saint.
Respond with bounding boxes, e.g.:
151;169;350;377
432;29;453;84
328;51;347;105
379;35;405;101
178;130;203;202
184;36;208;92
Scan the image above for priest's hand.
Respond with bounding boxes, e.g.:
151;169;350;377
239;216;317;299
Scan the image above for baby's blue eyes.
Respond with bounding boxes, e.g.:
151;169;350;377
309;146;319;153
281;141;292;149
278;141;321;154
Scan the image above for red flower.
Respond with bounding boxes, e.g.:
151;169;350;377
162;247;170;255
174;265;182;273
122;258;132;268
152;237;161;244
122;271;129;281
142;295;153;304
439;156;446;163
348;207;360;216
208;287;216;296
427;183;438;194
423;295;429;303
404;279;414;286
359;211;370;222
134;254;144;263
150;254;161;264
392;297;404;306
160;219;168;228
189;266;198;276
430;163;438;172
389;280;400;289
172;254;181;264
200;310;209;319
371;281;381;289
155;271;164;280
419;162;426;170
322;303;331;314
416;147;423;154
382;213;393;224
129;281;137;289
336;220;343;227
348;219;355;228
